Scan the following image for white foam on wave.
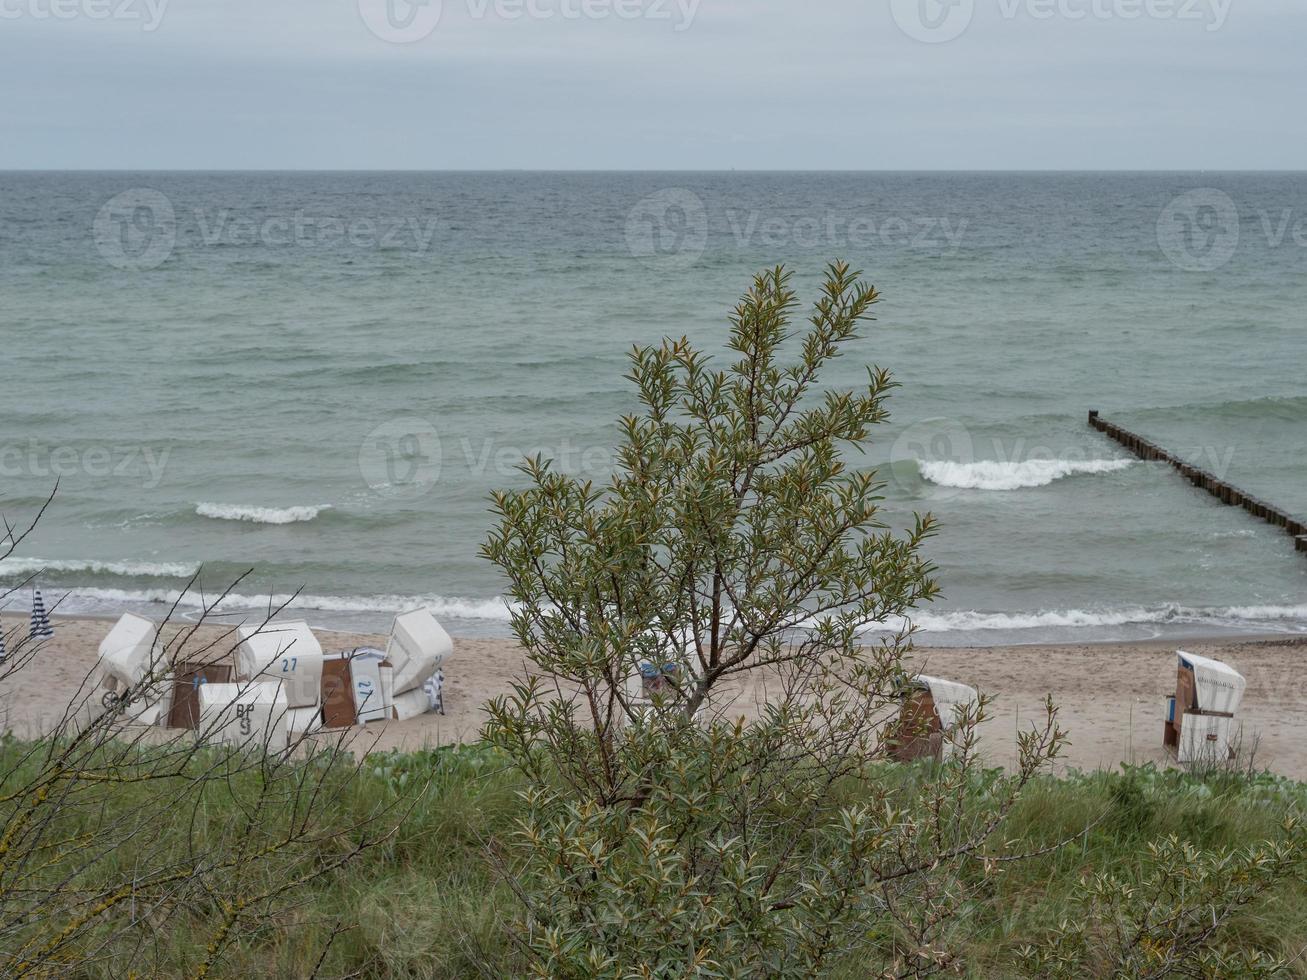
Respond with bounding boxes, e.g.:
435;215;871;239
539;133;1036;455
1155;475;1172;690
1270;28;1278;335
917;458;1133;491
36;586;1307;640
52;586;517;622
1;557;199;578
863;603;1307;635
195;503;330;525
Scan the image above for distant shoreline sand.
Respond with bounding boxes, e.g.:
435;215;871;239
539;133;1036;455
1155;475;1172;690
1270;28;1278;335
5;616;1307;779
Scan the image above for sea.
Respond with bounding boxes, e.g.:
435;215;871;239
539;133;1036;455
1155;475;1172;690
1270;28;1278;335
1;171;1305;645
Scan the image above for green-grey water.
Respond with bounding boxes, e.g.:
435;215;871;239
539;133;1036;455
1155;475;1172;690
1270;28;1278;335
2;171;1304;643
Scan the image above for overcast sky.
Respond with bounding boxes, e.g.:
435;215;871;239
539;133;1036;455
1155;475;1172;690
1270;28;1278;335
2;0;1303;169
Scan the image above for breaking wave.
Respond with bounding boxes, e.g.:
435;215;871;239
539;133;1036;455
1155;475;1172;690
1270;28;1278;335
0;557;199;578
48;586;516;622
869;603;1307;635
195;503;330;525
917;458;1134;491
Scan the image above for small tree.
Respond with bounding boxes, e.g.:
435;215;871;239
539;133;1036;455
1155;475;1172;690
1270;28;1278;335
482;263;1066;976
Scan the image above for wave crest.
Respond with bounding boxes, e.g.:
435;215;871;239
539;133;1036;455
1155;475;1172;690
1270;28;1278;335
52;587;516;622
195;503;330;525
1;558;199;578
917;458;1133;491
866;603;1307;634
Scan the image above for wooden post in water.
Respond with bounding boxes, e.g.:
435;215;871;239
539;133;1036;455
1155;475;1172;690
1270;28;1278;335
1089;410;1307;552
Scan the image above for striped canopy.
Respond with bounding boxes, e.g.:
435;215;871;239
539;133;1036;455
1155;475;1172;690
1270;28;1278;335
30;589;53;642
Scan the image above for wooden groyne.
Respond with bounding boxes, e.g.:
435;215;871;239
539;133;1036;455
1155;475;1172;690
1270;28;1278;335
1088;411;1307;554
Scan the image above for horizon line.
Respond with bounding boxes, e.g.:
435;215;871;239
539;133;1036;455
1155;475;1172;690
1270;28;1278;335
4;167;1307;175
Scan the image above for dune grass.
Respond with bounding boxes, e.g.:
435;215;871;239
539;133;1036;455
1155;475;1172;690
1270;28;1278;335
2;735;1304;978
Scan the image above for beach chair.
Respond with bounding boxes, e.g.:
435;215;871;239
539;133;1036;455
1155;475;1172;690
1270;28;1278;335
91;613;172;725
1164;651;1246;765
236;621;326;709
887;675;980;763
196;681;290;753
385;608;453;696
97;612;158;688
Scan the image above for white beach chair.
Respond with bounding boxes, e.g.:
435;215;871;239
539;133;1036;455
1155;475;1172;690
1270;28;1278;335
236;621;326;709
1166;651;1246;765
89;613;172;724
385;608;453;696
97;613;158;688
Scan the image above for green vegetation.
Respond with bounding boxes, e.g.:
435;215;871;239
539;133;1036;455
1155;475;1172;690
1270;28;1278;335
2;737;1304;977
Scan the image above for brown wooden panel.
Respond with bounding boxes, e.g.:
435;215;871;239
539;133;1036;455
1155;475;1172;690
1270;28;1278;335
1175;666;1197;715
888;691;943;763
321;657;357;730
168;661;233;730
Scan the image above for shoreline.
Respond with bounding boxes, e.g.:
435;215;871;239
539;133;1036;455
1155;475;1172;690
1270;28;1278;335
38;610;1307;651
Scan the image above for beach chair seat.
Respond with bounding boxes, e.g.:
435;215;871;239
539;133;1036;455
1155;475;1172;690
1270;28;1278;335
390;687;433;721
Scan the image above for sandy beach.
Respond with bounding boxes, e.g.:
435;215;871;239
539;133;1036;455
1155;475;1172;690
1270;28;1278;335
4;616;1306;779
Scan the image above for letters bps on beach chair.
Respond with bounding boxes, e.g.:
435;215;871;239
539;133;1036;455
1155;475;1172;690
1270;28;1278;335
1164;651;1246;764
197;682;290;753
236;621;326;709
887;675;980;763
